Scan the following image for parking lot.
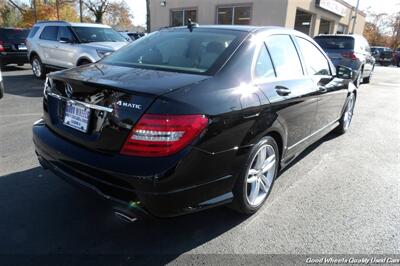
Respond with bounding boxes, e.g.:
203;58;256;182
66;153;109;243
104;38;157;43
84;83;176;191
0;65;399;262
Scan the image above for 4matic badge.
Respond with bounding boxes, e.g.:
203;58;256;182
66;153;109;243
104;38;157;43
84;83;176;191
116;101;142;110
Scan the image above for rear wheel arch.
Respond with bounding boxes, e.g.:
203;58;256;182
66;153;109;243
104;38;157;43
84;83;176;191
29;51;39;62
76;57;92;66
265;131;283;164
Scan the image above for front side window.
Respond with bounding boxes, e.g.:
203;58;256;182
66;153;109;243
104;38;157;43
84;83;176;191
170;9;197;27
103;29;244;74
58;27;75;42
39;26;59;41
296;37;330;76
265;35;303;78
72;27;126;43
217;5;251;25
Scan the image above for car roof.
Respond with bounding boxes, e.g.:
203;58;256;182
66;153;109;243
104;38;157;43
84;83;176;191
34;21;111;28
160;25;310;37
315;34;363;39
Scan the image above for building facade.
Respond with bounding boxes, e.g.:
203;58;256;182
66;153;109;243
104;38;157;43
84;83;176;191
149;0;366;36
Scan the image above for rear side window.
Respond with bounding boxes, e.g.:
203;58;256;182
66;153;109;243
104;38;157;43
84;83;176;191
254;44;275;79
265;35;303;78
296;37;330;76
314;36;354;50
28;26;40;38
40;26;59;41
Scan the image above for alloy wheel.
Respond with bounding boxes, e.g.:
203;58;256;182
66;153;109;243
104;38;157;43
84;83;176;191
32;58;42;78
245;144;276;207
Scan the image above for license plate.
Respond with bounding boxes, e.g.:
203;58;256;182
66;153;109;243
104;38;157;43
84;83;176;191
18;44;27;50
63;102;90;133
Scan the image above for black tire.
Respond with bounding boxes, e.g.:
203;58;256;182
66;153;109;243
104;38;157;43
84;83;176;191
31;55;47;79
335;92;356;135
231;136;279;214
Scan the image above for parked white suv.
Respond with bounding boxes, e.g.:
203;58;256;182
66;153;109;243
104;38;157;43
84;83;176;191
26;21;128;79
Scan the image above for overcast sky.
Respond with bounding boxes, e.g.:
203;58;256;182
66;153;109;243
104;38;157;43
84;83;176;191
127;0;400;26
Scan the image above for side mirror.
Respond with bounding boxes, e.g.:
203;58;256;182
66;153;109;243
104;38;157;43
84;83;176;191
59;37;72;43
336;65;353;79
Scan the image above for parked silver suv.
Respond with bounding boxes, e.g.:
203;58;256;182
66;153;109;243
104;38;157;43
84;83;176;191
26;21;128;79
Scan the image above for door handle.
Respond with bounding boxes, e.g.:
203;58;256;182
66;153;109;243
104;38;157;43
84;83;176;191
275;86;291;96
319;86;327;93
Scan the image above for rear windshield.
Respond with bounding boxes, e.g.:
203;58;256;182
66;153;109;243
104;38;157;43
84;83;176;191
314;36;354;50
102;28;245;75
72;27;126;43
0;28;29;43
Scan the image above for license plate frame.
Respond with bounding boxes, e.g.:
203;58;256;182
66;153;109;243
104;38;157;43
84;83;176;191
63;102;91;133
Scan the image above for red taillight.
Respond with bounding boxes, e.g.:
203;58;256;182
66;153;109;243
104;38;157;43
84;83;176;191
341;51;357;60
0;41;4;52
121;114;208;157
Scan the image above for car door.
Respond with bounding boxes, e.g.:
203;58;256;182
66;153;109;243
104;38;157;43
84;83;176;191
363;39;374;75
254;34;319;153
38;26;59;66
56;26;77;69
295;36;348;133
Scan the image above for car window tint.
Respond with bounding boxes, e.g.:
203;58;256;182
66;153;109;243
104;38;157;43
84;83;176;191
58;26;74;41
28;26;40;38
0;28;29;42
314;36;354;50
265;35;303;78
296;37;330;76
255;44;275;79
103;29;243;74
40;26;59;41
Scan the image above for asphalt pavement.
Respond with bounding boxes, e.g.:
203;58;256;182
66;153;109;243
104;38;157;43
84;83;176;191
0;65;399;265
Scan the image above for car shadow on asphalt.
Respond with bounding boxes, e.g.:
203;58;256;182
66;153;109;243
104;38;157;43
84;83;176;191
2;74;44;98
1;65;30;72
0;167;247;264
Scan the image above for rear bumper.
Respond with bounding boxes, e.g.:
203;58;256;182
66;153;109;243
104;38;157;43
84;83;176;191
33;121;239;218
0;52;28;65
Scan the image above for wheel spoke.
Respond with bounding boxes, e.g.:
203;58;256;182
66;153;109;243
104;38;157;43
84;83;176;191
248;180;260;203
259;176;269;192
247;175;258;184
261;174;272;189
255;146;266;169
262;155;275;173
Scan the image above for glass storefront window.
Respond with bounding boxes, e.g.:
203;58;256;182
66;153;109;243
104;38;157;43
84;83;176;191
217;6;252;25
171;9;197;27
294;9;313;35
318;18;331;34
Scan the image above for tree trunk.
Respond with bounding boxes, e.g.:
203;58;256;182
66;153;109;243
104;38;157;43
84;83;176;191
95;12;102;23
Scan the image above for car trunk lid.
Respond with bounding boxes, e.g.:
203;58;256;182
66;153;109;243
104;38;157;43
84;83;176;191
43;63;210;153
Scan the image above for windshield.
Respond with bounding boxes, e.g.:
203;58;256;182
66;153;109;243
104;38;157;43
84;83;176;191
0;29;29;43
102;29;244;74
72;27;126;43
314;36;354;50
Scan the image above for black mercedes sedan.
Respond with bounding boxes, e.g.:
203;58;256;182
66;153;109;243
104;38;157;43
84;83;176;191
33;25;356;220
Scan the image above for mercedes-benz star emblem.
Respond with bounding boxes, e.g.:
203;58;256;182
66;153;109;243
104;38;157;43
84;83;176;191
65;83;73;98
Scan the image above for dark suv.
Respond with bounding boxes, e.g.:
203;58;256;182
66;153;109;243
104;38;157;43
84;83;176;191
371;46;393;66
0;28;30;69
314;34;375;87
